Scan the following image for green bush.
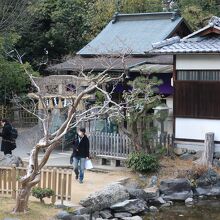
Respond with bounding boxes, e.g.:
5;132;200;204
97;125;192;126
32;187;55;203
126;152;159;173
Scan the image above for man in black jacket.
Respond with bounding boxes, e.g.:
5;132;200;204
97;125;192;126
0;119;16;155
70;128;89;184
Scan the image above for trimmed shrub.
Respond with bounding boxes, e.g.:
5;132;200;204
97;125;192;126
126;151;159;173
32;187;55;203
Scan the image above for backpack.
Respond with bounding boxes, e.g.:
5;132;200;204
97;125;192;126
11;127;18;140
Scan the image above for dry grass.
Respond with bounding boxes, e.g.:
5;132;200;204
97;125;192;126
0;197;59;220
157;156;220;182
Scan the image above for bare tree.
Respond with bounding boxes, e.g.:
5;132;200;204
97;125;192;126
10;51;128;213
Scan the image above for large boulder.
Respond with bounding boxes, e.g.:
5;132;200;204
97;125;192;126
110;199;147;214
194;169;220;196
159;178;192;201
80;183;129;212
0;154;23;167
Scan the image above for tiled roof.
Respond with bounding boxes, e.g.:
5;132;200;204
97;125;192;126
148;16;220;54
77;12;184;55
130;64;173;74
149;35;220;54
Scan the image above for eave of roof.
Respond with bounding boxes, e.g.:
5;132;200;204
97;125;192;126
130;64;173;74
47;55;173;73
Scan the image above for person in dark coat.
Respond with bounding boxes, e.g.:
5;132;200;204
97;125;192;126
70;128;89;184
0;119;16;155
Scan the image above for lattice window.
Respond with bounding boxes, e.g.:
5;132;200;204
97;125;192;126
45;85;59;94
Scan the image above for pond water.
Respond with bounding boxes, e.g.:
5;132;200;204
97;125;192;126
144;199;220;220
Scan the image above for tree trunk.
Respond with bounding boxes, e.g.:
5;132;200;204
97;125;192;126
131;120;141;151
196;132;215;167
13;185;32;213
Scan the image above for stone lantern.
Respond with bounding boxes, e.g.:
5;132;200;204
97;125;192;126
153;103;170;135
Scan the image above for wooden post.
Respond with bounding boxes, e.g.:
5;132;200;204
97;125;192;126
11;165;16;199
70;170;75;202
61;177;66;205
196;132;215;167
51;169;57;204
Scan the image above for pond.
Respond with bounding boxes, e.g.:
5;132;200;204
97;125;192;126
144;199;220;220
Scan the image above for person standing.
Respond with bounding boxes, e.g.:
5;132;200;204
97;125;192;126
0;119;16;155
70;128;89;184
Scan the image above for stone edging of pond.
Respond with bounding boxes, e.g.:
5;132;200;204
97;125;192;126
55;168;220;220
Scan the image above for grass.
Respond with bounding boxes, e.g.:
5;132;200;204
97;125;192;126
0;197;59;220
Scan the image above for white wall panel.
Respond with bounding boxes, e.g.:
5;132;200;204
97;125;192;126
176;118;220;141
176;55;220;70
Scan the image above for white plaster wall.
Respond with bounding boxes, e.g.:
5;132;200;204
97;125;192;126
176;118;220;141
176;54;220;70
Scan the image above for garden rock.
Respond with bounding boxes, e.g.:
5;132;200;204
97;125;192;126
69;215;94;220
179;153;193;161
0;154;23;167
110;199;147;214
196;169;220;187
213;159;220;168
56;210;71;219
92;211;100;219
185;198;194;205
214;152;220;159
173;147;185;156
99;209;112;219
149;206;159;212
194;186;220;196
160;178;192;201
139;174;147;182
143;186;159;199
160;202;172;208
148;196;166;205
126;188;149;200
120;178;142;190
122;216;143;220
80;183;129;212
114;212;132;218
72;207;91;215
192;151;203;161
148;176;158;187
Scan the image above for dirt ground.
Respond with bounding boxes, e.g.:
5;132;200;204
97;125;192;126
64;169;136;204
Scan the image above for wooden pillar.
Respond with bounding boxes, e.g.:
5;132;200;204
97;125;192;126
196;132;214;167
11;165;16;199
61;178;66;205
51;169;57;204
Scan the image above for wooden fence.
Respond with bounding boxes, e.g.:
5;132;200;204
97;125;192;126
0;105;38;127
89;132;132;157
0;166;74;203
89;132;174;157
0;105;11;120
